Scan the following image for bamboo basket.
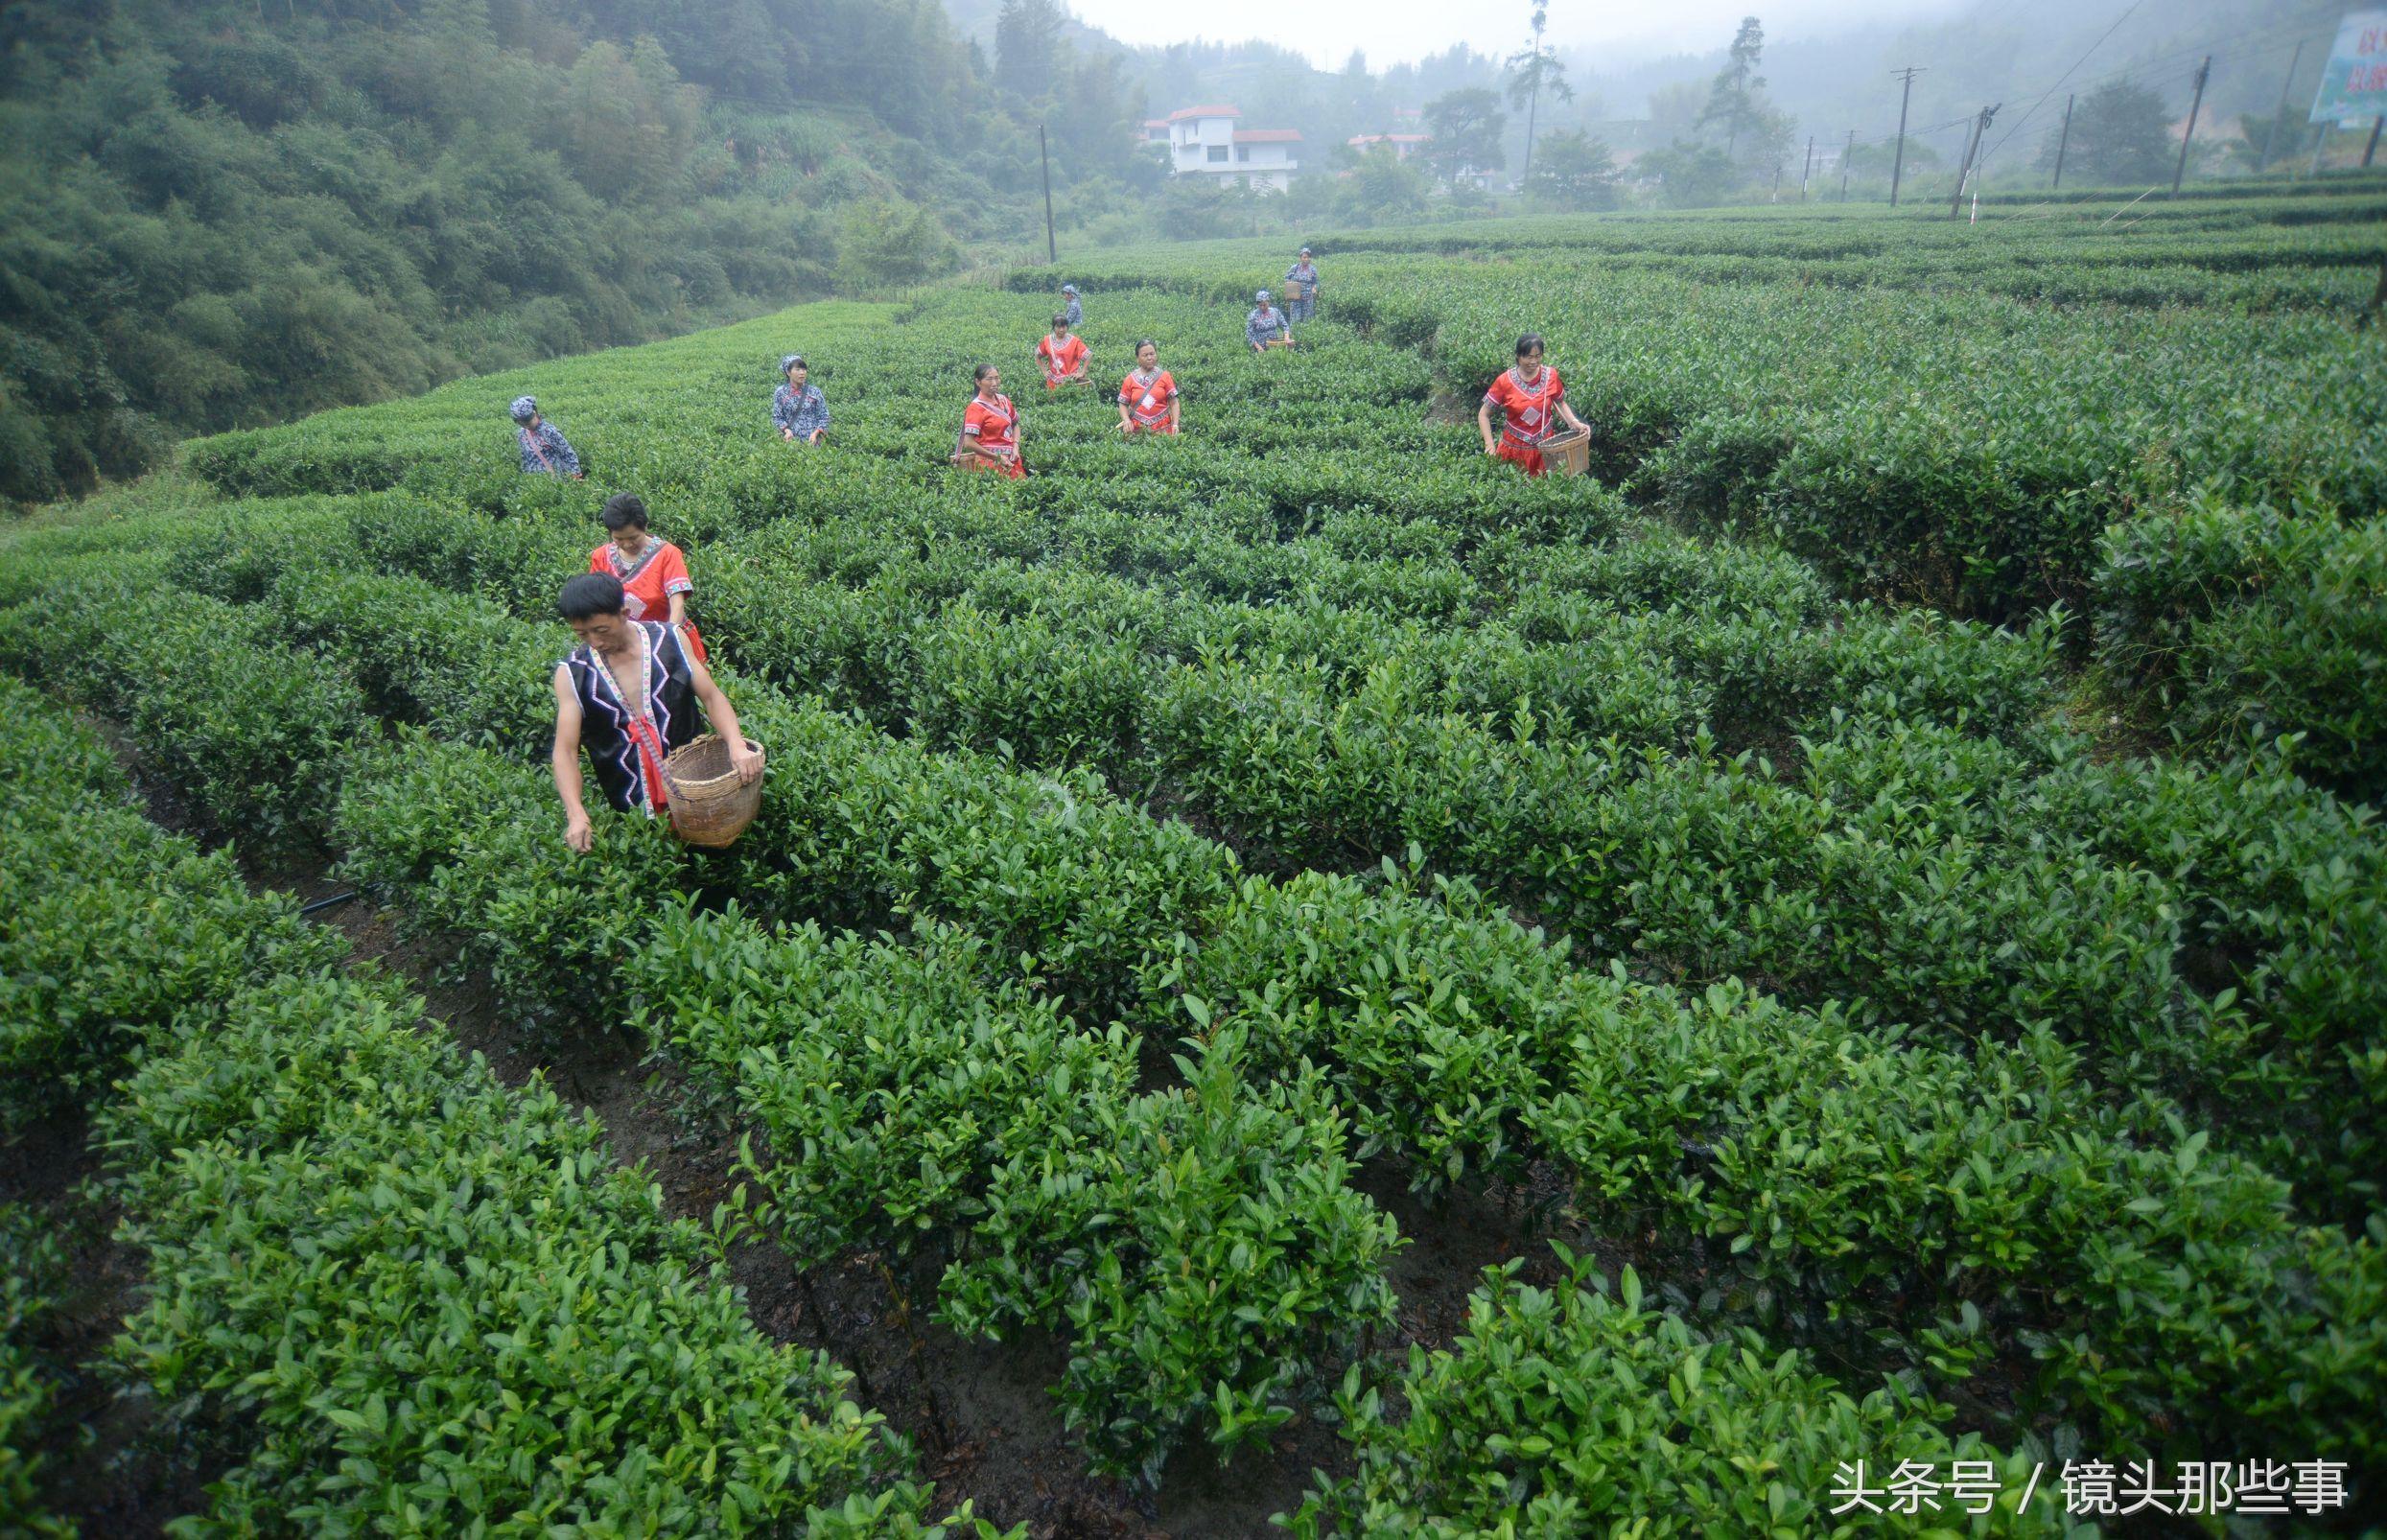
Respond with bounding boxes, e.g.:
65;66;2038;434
663;734;764;849
1539;428;1593;478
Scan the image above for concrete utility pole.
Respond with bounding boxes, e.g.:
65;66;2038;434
1889;66;1924;206
2171;56;2211;198
1840;128;1855;199
1801;135;1814;198
2052;93;2074;189
2369;114;2386;167
1950;103;1998;219
2260;42;2304;172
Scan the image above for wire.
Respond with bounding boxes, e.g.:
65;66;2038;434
1974;0;2144;171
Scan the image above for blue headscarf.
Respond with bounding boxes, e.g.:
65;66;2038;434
509;395;538;423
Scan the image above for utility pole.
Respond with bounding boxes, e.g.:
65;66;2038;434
2171;56;2211;198
1950;103;1997;219
1801;135;1814;198
2052;93;2074;189
1889;66;1924;206
2368;114;2386;167
2260;41;2304;172
1038;124;1056;265
1840;128;1855;200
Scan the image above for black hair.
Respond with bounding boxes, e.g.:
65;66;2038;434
785;355;807;373
1514;332;1547;360
973;362;998;387
1053;313;1070;328
558;572;627;620
598;492;649;532
1133;338;1158;358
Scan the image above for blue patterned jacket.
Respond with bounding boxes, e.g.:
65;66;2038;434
517;420;580;477
772;383;831;439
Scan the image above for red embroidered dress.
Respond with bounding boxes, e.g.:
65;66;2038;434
1118;367;1178;433
1035;334;1088;389
590;538;707;664
961;393;1024;478
1483;364;1567;478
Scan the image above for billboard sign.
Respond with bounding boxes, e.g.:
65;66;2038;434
2310;9;2387;122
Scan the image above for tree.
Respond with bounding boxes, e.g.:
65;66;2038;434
1524;128;1618;210
1423;86;1506;192
2038;81;2171;186
1636;142;1740;207
1697;15;1767;158
1343;141;1429;222
995;0;1067;103
1504;5;1573;179
1647;82;1705;143
841;198;958;285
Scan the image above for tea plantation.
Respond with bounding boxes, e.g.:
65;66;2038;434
3;184;2383;1533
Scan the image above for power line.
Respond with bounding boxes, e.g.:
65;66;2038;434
1974;0;2144;171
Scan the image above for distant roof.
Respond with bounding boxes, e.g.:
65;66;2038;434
1167;104;1242;121
1141;117;1168;127
1348;133;1427;146
1233;128;1302;143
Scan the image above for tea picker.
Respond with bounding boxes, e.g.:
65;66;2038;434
772;355;830;444
1246;291;1293;353
953;362;1026;478
1118;339;1181;436
1283;246;1321;323
1477;332;1588;478
1034;314;1089;391
550;573;763;852
588;492;709;665
510;396;583;478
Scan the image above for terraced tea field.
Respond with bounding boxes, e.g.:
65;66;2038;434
4;185;2383;1534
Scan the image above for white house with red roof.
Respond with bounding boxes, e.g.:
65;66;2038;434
1166;105;1302;191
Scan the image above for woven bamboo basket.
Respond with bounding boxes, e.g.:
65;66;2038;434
1540;427;1593;478
1284;279;1311;301
663;734;764;849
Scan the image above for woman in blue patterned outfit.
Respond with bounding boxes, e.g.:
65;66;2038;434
511;396;582;478
1284;247;1320;323
772;355;830;444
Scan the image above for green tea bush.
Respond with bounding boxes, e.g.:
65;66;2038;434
940;1035;1401;1486
104;968;941;1535
2098;500;2387;804
1157;864;2384;1464
630;905;1401;1485
1289;1253;2064;1538
633;906;1140;1261
0;681;950;1533
0;1206;72;1538
0;578;365;840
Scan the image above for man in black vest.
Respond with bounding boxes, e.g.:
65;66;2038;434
550;573;761;852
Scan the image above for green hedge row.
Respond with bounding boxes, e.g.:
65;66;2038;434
2097;498;2387;806
1287;1254;2061;1538
10;529;2379;1482
0;676;974;1535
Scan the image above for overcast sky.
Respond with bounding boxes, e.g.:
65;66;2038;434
1068;0;1977;69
